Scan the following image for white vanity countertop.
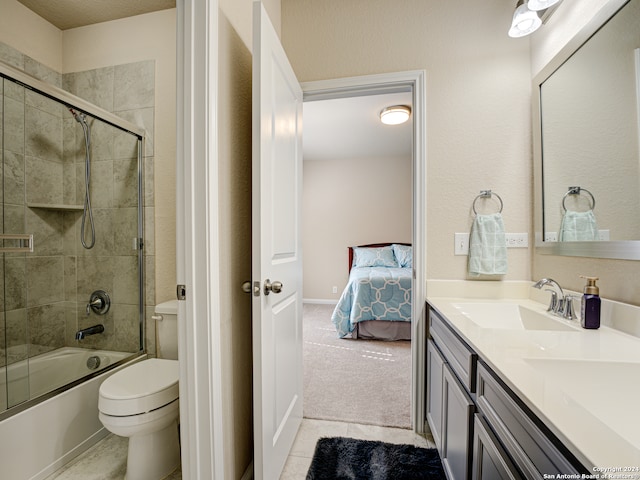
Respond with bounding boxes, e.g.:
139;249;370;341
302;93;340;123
427;295;640;473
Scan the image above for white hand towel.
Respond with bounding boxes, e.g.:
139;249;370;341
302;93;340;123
559;210;598;241
468;213;508;277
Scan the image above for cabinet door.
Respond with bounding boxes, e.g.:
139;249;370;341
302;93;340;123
426;339;445;450
472;415;522;480
442;364;474;480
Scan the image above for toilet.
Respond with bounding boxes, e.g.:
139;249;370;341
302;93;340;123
98;300;180;480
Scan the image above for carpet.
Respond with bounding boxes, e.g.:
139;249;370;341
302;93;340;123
306;437;446;480
303;304;411;428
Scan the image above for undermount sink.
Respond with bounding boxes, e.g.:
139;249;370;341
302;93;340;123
452;302;576;331
523;358;640;443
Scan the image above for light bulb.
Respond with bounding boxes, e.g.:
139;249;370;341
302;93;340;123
508;3;542;38
380;106;411;125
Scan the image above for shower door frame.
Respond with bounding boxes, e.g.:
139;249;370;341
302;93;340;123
0;60;147;416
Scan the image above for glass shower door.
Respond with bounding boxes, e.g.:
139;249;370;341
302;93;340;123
0;67;145;416
1;76;34;412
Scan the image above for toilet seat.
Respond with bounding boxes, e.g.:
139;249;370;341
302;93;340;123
99;359;179;416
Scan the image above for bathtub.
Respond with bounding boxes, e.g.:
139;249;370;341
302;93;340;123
0;347;144;480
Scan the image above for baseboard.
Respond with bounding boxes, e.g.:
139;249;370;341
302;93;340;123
303;298;338;305
241;460;253;480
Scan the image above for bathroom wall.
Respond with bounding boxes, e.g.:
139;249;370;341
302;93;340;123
216;0;278;476
0;0;62;72
281;0;533;283
62;61;155;353
61;9;177;319
0;3;166;361
530;0;640;306
303;155;412;301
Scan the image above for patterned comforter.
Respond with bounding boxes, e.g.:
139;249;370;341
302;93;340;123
331;266;412;338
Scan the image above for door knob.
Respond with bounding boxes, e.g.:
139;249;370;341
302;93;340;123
263;279;283;295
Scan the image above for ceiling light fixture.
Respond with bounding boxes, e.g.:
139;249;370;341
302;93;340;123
380;105;411;125
527;0;562;11
508;0;542;38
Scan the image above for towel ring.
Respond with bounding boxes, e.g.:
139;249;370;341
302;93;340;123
472;190;503;215
562;186;595;212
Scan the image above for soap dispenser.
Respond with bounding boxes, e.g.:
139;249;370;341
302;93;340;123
579;275;601;329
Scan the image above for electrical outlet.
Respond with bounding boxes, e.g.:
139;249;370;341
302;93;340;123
454;233;470;255
598;229;610;241
505;233;528;248
545;232;558;242
332;286;338;294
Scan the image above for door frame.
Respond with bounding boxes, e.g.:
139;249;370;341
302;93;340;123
176;1;226;479
302;70;427;432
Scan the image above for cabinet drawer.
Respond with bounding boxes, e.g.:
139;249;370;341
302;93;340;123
430;309;477;392
476;363;582;478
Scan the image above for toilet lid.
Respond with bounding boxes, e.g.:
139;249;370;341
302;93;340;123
99;358;179;416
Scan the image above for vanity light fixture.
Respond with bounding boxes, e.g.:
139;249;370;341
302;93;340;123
527;0;562;11
508;0;542;38
379;105;411;125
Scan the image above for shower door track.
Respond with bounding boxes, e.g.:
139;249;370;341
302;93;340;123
0;60;145;137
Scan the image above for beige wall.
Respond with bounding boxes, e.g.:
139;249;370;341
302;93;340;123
531;0;640;306
0;0;62;71
303;156;412;301
530;0;615;77
218;1;253;477
282;0;533;283
217;0;281;477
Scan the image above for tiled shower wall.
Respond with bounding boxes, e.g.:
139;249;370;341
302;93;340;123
0;42;156;374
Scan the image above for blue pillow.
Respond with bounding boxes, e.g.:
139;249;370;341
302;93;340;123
392;244;413;268
352;246;398;268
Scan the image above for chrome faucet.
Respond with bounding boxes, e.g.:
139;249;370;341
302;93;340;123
533;278;564;313
533;277;579;320
75;324;105;340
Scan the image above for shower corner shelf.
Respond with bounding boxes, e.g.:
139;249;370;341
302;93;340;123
27;203;84;211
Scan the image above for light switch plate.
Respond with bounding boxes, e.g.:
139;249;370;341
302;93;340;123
454;233;470;255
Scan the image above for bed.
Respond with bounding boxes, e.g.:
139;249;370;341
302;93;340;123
331;243;412;340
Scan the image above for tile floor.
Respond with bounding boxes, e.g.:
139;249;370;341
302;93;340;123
44;433;181;480
44;418;433;480
280;418;435;479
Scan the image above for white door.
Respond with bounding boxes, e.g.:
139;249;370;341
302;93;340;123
252;2;304;479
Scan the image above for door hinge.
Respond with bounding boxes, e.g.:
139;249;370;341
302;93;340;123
176;284;186;300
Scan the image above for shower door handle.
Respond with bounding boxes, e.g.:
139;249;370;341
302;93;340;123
0;234;33;253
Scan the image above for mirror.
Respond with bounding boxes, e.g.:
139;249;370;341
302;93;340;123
534;0;640;259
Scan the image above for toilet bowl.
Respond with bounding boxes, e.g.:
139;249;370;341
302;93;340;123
98;301;180;480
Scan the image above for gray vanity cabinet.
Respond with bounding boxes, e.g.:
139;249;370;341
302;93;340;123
441;363;475;480
476;363;581;477
427;310;477;480
427;304;586;480
472;414;520;480
426;338;445;450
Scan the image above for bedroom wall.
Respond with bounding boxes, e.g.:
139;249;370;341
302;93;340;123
530;0;639;306
282;0;533;284
303;155;412;302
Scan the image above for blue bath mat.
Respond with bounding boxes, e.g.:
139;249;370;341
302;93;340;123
306;436;446;480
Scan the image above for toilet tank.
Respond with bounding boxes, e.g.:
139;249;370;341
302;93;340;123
154;300;179;360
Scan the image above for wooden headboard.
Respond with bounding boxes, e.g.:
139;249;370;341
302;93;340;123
348;242;411;273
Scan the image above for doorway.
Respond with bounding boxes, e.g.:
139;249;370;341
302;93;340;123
302;70;427;433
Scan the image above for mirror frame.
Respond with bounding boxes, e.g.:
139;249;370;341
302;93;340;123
533;0;640;260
